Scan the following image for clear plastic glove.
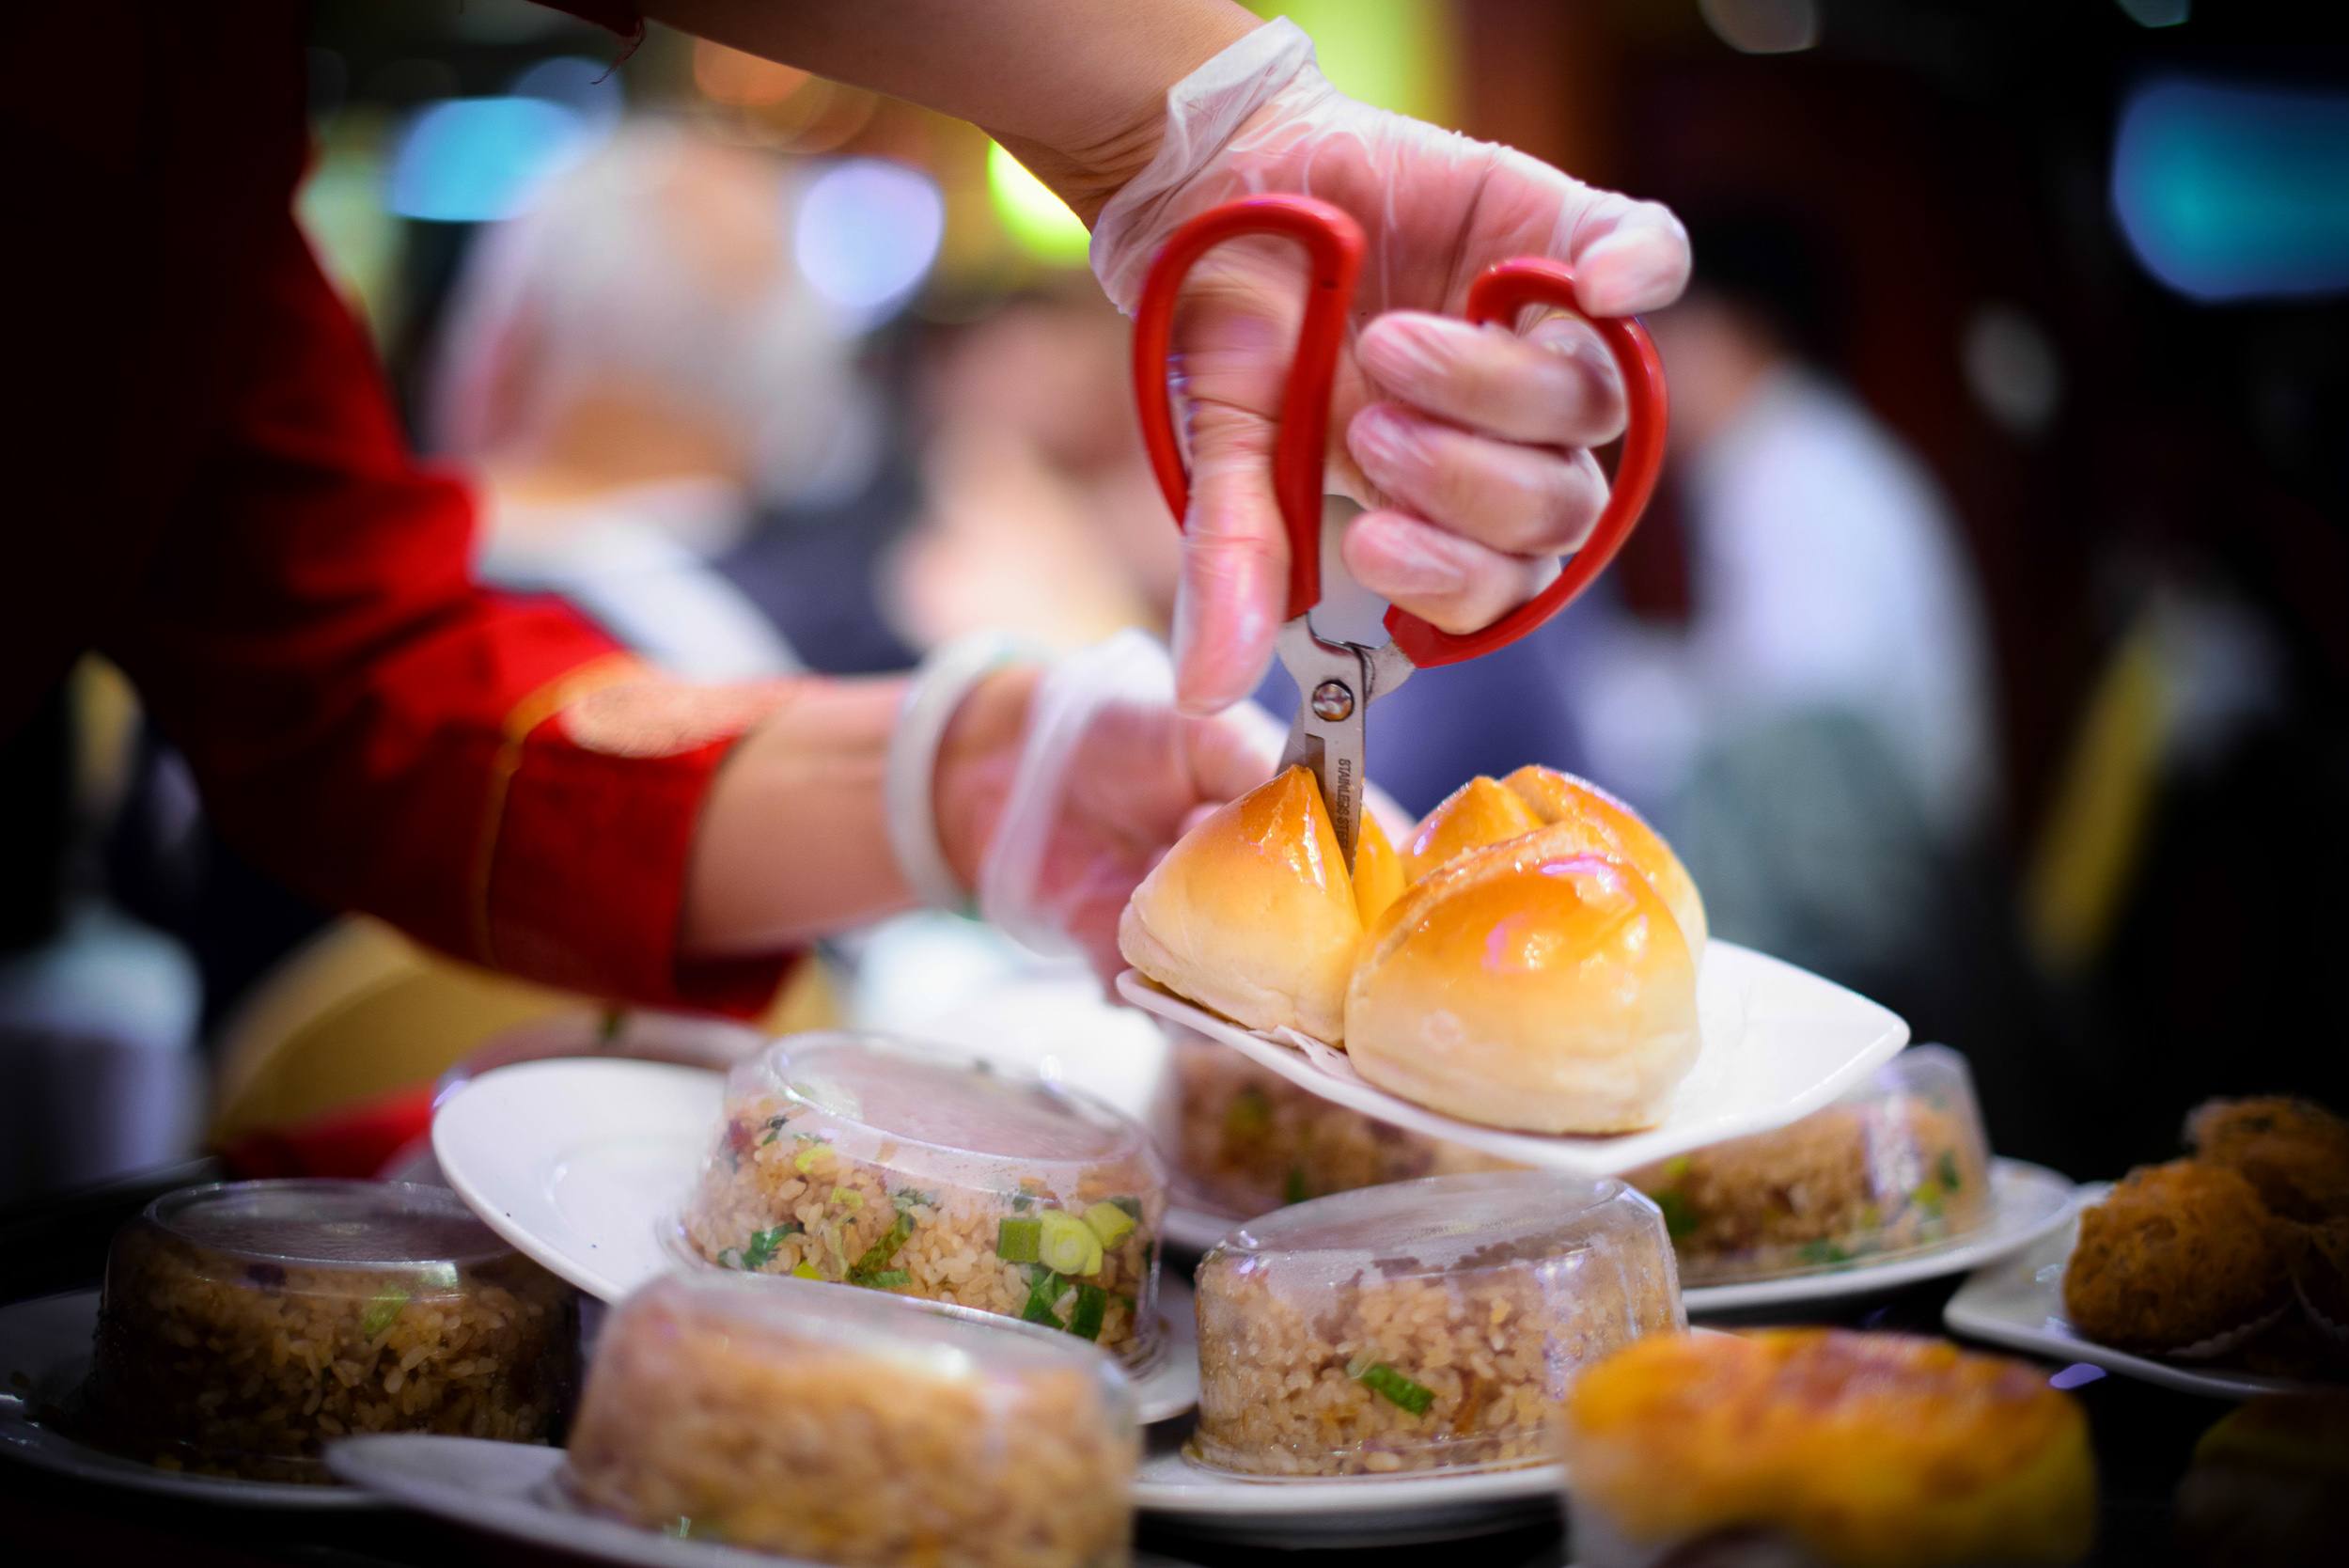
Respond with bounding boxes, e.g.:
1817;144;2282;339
975;631;1279;979
1091;20;1691;715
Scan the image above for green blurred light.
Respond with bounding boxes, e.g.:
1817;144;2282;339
988;142;1091;266
1245;0;1457;124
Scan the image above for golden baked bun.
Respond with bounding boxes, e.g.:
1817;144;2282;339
1344;827;1699;1133
1400;776;1542;882
1561;1329;2096;1568
1351;810;1406;930
1119;766;1360;1043
1502;764;1707;953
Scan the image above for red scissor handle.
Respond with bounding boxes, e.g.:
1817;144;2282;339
1131;196;1668;668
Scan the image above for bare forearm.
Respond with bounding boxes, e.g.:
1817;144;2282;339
678;668;1041;955
640;0;1260;220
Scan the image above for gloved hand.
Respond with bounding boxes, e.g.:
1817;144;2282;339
967;632;1278;980
1090;20;1691;715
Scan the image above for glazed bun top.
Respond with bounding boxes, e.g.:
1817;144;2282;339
1400;776;1543;883
1560;1328;2097;1568
1501;765;1707;954
1117;766;1361;1043
1350;809;1406;930
1343;825;1701;1135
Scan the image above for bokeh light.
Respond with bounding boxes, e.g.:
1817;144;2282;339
386;97;598;223
986;143;1091;267
2112;78;2349;303
693;39;810;107
794;158;947;326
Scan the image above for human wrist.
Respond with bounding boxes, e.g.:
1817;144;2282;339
1003;3;1263;225
933;666;1042;894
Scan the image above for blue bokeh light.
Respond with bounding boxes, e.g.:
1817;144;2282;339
792;159;946;327
2112;78;2349;304
387;96;597;224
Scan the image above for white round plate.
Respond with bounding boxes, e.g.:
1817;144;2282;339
1118;940;1908;1178
1944;1187;2330;1399
0;1290;376;1508
433;1058;1199;1422
1683;1159;2080;1314
1134;1425;1560;1547
330;1435;807;1567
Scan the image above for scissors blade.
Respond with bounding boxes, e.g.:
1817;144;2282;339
1275;617;1369;875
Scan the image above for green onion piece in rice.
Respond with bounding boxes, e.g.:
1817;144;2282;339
996;1216;1041;1263
861;1269;912;1290
1081;1202;1135;1249
1355;1362;1433;1417
1939;1150;1962;1190
360;1286;411;1341
1282;1167;1309;1205
1653;1189;1699;1241
1069;1282;1108;1341
1022;1270;1066;1327
1037;1210;1102;1277
741;1224;800;1271
792;1262;822;1279
849;1215;913;1280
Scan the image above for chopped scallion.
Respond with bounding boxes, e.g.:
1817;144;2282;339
360;1286;411;1341
1037;1209;1102;1277
996;1216;1042;1263
1081;1201;1135;1248
1069;1282;1108;1341
1355;1362;1433;1416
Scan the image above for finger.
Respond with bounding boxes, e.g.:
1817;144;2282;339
1339;509;1559;635
1356;312;1627;448
1563;195;1691;317
1169;401;1287;717
1348;401;1609;557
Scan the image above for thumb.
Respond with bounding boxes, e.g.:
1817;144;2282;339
1170;400;1289;716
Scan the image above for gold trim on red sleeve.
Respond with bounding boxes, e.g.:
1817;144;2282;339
469;652;646;968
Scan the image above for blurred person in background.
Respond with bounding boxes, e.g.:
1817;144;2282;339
8;0;1687;1145
1567;214;1998;1005
430;119;891;682
889;286;1181;654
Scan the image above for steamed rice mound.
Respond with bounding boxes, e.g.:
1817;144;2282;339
82;1224;573;1482
2063;1159;2292;1354
567;1284;1133;1568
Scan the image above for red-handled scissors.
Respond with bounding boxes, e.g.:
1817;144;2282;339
1131;194;1669;870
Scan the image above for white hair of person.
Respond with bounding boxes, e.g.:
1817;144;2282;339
429;119;878;524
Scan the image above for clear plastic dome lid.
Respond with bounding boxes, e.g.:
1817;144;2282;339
751;1032;1142;1166
1215;1169;1662;1278
1625;1043;1996;1285
147;1180;512;1270
617;1268;1137;1403
1191;1172;1681;1478
568;1270;1139;1566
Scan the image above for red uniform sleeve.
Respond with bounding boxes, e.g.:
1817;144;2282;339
101;210;791;1016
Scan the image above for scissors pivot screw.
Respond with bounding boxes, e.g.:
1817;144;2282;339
1310;681;1356;722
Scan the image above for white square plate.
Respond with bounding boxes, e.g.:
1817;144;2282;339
1117;940;1909;1177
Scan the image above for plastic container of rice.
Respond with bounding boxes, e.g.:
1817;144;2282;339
81;1179;576;1482
1191;1171;1682;1479
681;1032;1167;1368
1155;1028;1525;1217
1623;1044;1995;1286
566;1270;1138;1568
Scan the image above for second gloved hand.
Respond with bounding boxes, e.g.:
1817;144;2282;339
1090;19;1691;714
